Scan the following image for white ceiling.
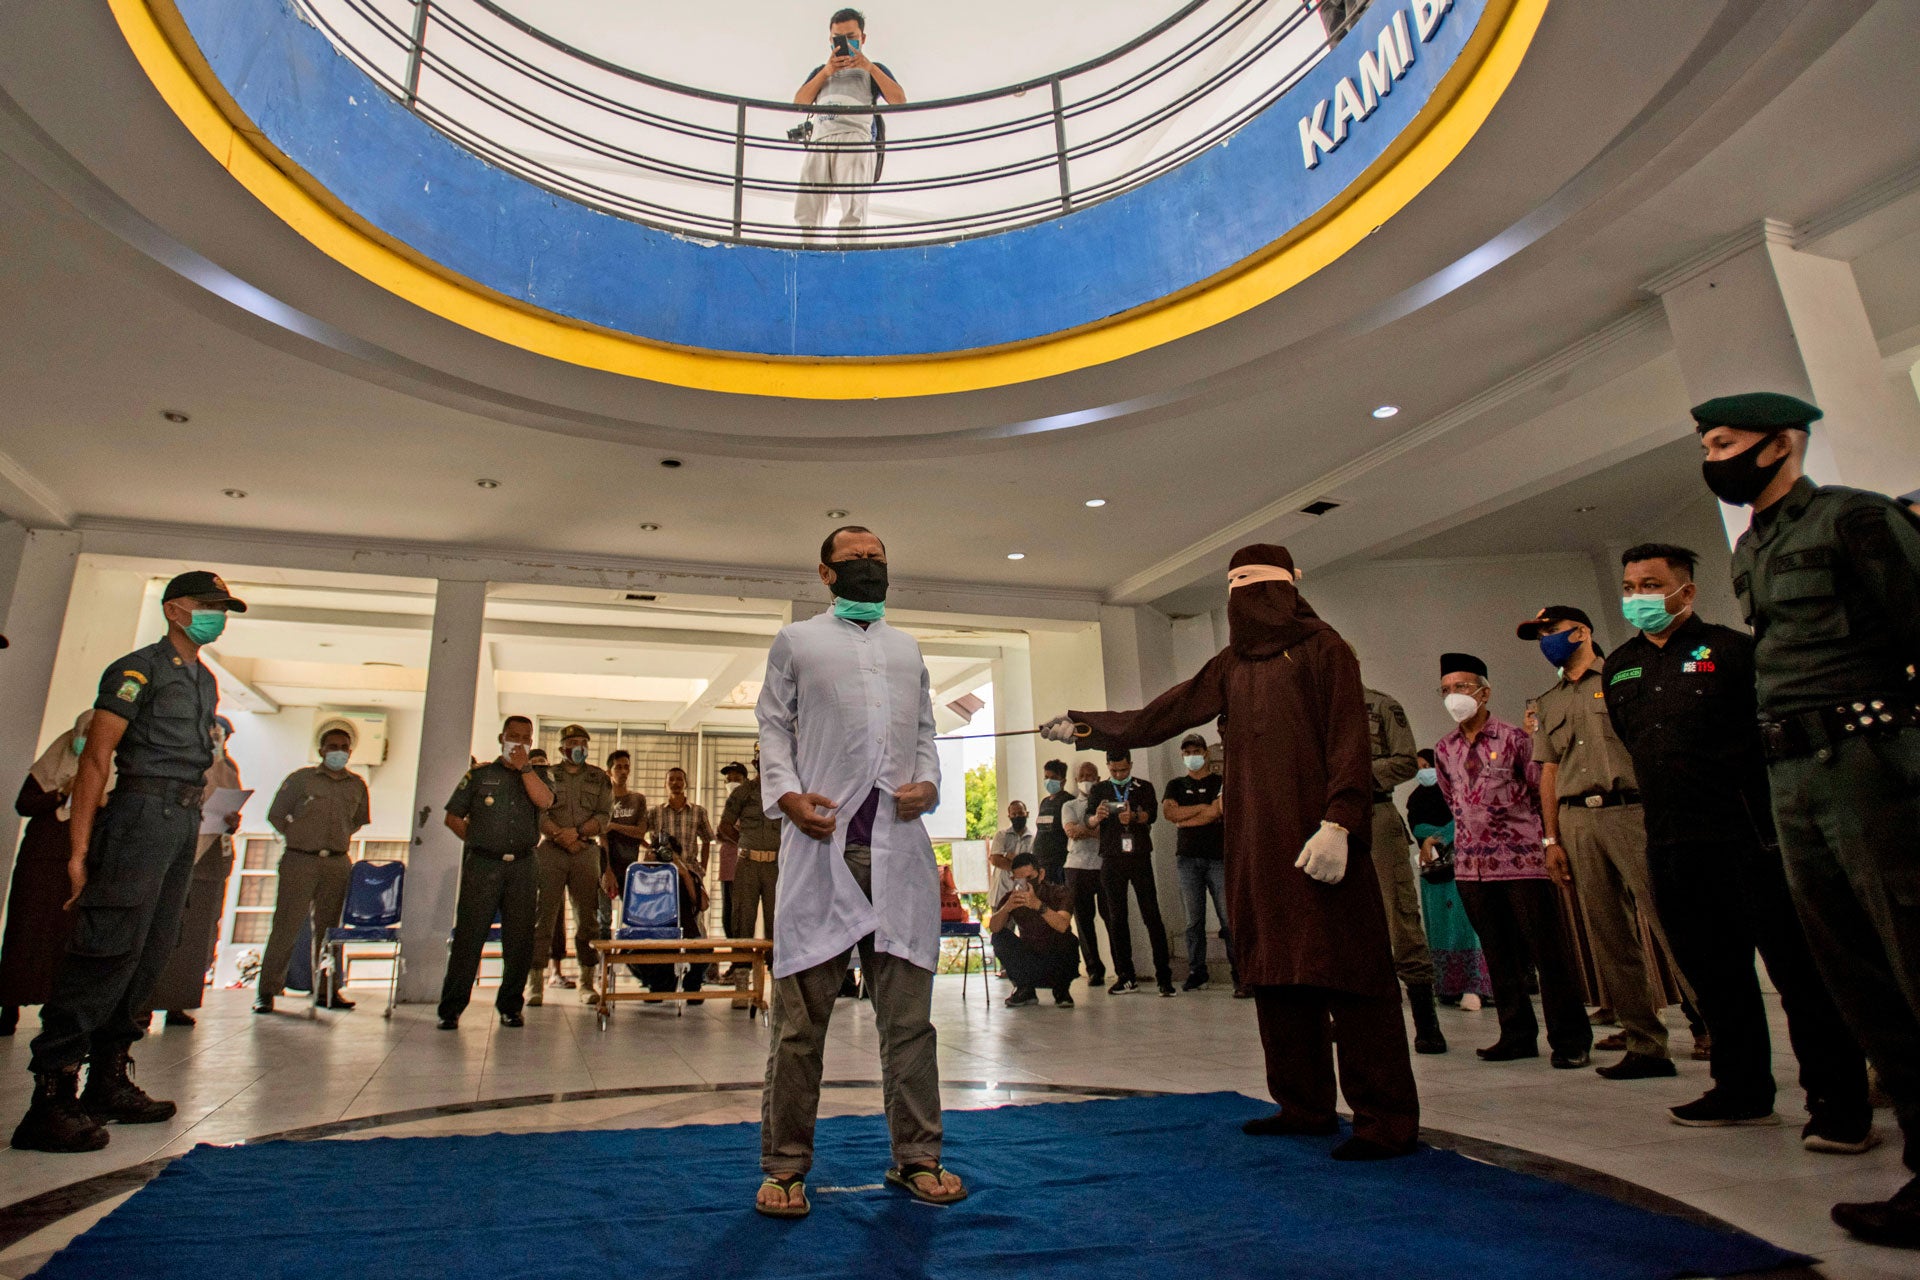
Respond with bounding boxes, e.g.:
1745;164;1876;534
1;0;1918;618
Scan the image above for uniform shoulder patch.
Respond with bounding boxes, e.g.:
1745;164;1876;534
114;673;145;702
1390;704;1409;728
456;770;473;789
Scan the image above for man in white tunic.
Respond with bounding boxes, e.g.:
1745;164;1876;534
752;527;965;1217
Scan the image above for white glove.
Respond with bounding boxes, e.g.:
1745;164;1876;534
1295;822;1348;884
1038;714;1079;744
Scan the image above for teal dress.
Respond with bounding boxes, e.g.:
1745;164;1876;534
1409;804;1492;999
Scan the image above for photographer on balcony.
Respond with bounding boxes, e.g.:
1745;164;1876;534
792;8;903;239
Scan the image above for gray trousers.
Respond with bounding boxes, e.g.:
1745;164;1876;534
1559;804;1678;1058
30;792;198;1073
1371;802;1434;986
733;856;778;940
258;851;352;998
1773;730;1920;1170
531;841;603;985
761;844;941;1175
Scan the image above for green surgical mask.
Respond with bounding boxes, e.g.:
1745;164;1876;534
1621;590;1683;634
71;736;86;757
832;598;885;622
183;609;228;645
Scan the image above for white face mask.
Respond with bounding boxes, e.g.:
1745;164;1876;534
1443;692;1481;723
1076;780;1093;797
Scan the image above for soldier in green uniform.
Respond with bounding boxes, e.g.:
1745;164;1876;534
437;715;553;1030
1698;391;1920;1247
1363;682;1445;1054
12;571;246;1153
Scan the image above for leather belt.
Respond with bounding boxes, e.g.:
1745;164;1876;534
1559;789;1642;810
1761;698;1920;763
117;776;202;807
468;847;529;863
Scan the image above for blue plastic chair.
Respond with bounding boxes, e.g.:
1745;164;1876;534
321;860;404;1019
618;862;681;940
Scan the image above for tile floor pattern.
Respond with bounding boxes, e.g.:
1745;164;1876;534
0;979;1911;1278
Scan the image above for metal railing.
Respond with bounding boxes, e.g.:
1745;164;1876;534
294;0;1368;248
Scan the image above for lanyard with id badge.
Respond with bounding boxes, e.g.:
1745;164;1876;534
1110;779;1136;853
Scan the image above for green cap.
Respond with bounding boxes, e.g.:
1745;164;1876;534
1690;392;1822;435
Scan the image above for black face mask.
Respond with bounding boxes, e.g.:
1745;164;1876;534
1010;814;1028;833
1701;435;1787;507
828;557;889;603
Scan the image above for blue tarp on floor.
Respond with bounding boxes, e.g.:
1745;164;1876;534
39;1092;1807;1279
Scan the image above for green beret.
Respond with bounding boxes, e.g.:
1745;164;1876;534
1691;392;1822;435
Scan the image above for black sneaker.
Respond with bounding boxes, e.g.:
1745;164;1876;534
1669;1090;1779;1128
1832;1176;1920;1247
1004;987;1038;1008
1087;972;1107;988
1107;978;1139;996
499;1011;525;1027
1595;1051;1677;1080
1052;988;1075;1007
1182;971;1210;992
436;1017;459;1031
1804;1113;1880;1153
1158;981;1177;998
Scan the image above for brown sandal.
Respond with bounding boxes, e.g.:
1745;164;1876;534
886;1163;968;1205
755;1173;809;1218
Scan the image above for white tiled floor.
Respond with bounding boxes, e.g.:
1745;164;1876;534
0;979;1913;1277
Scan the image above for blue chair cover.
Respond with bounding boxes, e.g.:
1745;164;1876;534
940;920;981;937
327;861;404;943
618;863;682;941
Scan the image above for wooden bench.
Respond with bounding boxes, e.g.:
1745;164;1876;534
588;938;773;1029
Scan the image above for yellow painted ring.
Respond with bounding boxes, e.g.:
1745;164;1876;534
112;0;1545;400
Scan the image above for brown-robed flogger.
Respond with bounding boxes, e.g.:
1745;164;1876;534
1040;543;1420;1159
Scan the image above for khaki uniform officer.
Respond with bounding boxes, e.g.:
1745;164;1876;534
1522;605;1689;1082
1696;391;1920;1247
254;726;371;1014
529;725;612;1006
438;716;553;1029
720;749;781;950
1363;685;1443;1055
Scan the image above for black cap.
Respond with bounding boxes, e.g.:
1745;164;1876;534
721;761;749;778
1440;652;1488;679
1179;733;1208;751
1691;392;1821;435
1515;605;1592;640
162;571;246;612
1105;748;1131;763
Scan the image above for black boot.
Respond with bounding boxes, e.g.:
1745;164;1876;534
1407;983;1447;1055
11;1067;109;1152
81;1050;176;1125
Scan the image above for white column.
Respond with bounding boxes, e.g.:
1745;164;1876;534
397;579;487;1003
1656;226;1920;540
989;649;1037;827
1096;605;1188;964
0;530;80;900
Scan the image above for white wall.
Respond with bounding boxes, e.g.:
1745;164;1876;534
224;706;424;843
34;560;147;754
1305;553;1617;756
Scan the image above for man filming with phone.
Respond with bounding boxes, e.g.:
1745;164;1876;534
792;8;904;239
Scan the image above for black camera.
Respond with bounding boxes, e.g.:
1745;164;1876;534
786;119;814;144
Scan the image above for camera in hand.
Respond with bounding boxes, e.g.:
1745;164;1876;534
786;119;814;144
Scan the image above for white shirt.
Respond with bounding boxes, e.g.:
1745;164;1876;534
1063;795;1101;871
756;611;942;978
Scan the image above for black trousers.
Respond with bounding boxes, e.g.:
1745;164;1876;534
992;927;1080;992
1099;852;1172;986
438;852;538;1021
1456;878;1592;1058
30;793;198;1074
1650;837;1869;1122
1066;867;1109;982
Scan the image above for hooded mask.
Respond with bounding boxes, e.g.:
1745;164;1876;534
1227;544;1331;661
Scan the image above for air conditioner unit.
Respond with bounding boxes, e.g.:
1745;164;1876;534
312;710;390;767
